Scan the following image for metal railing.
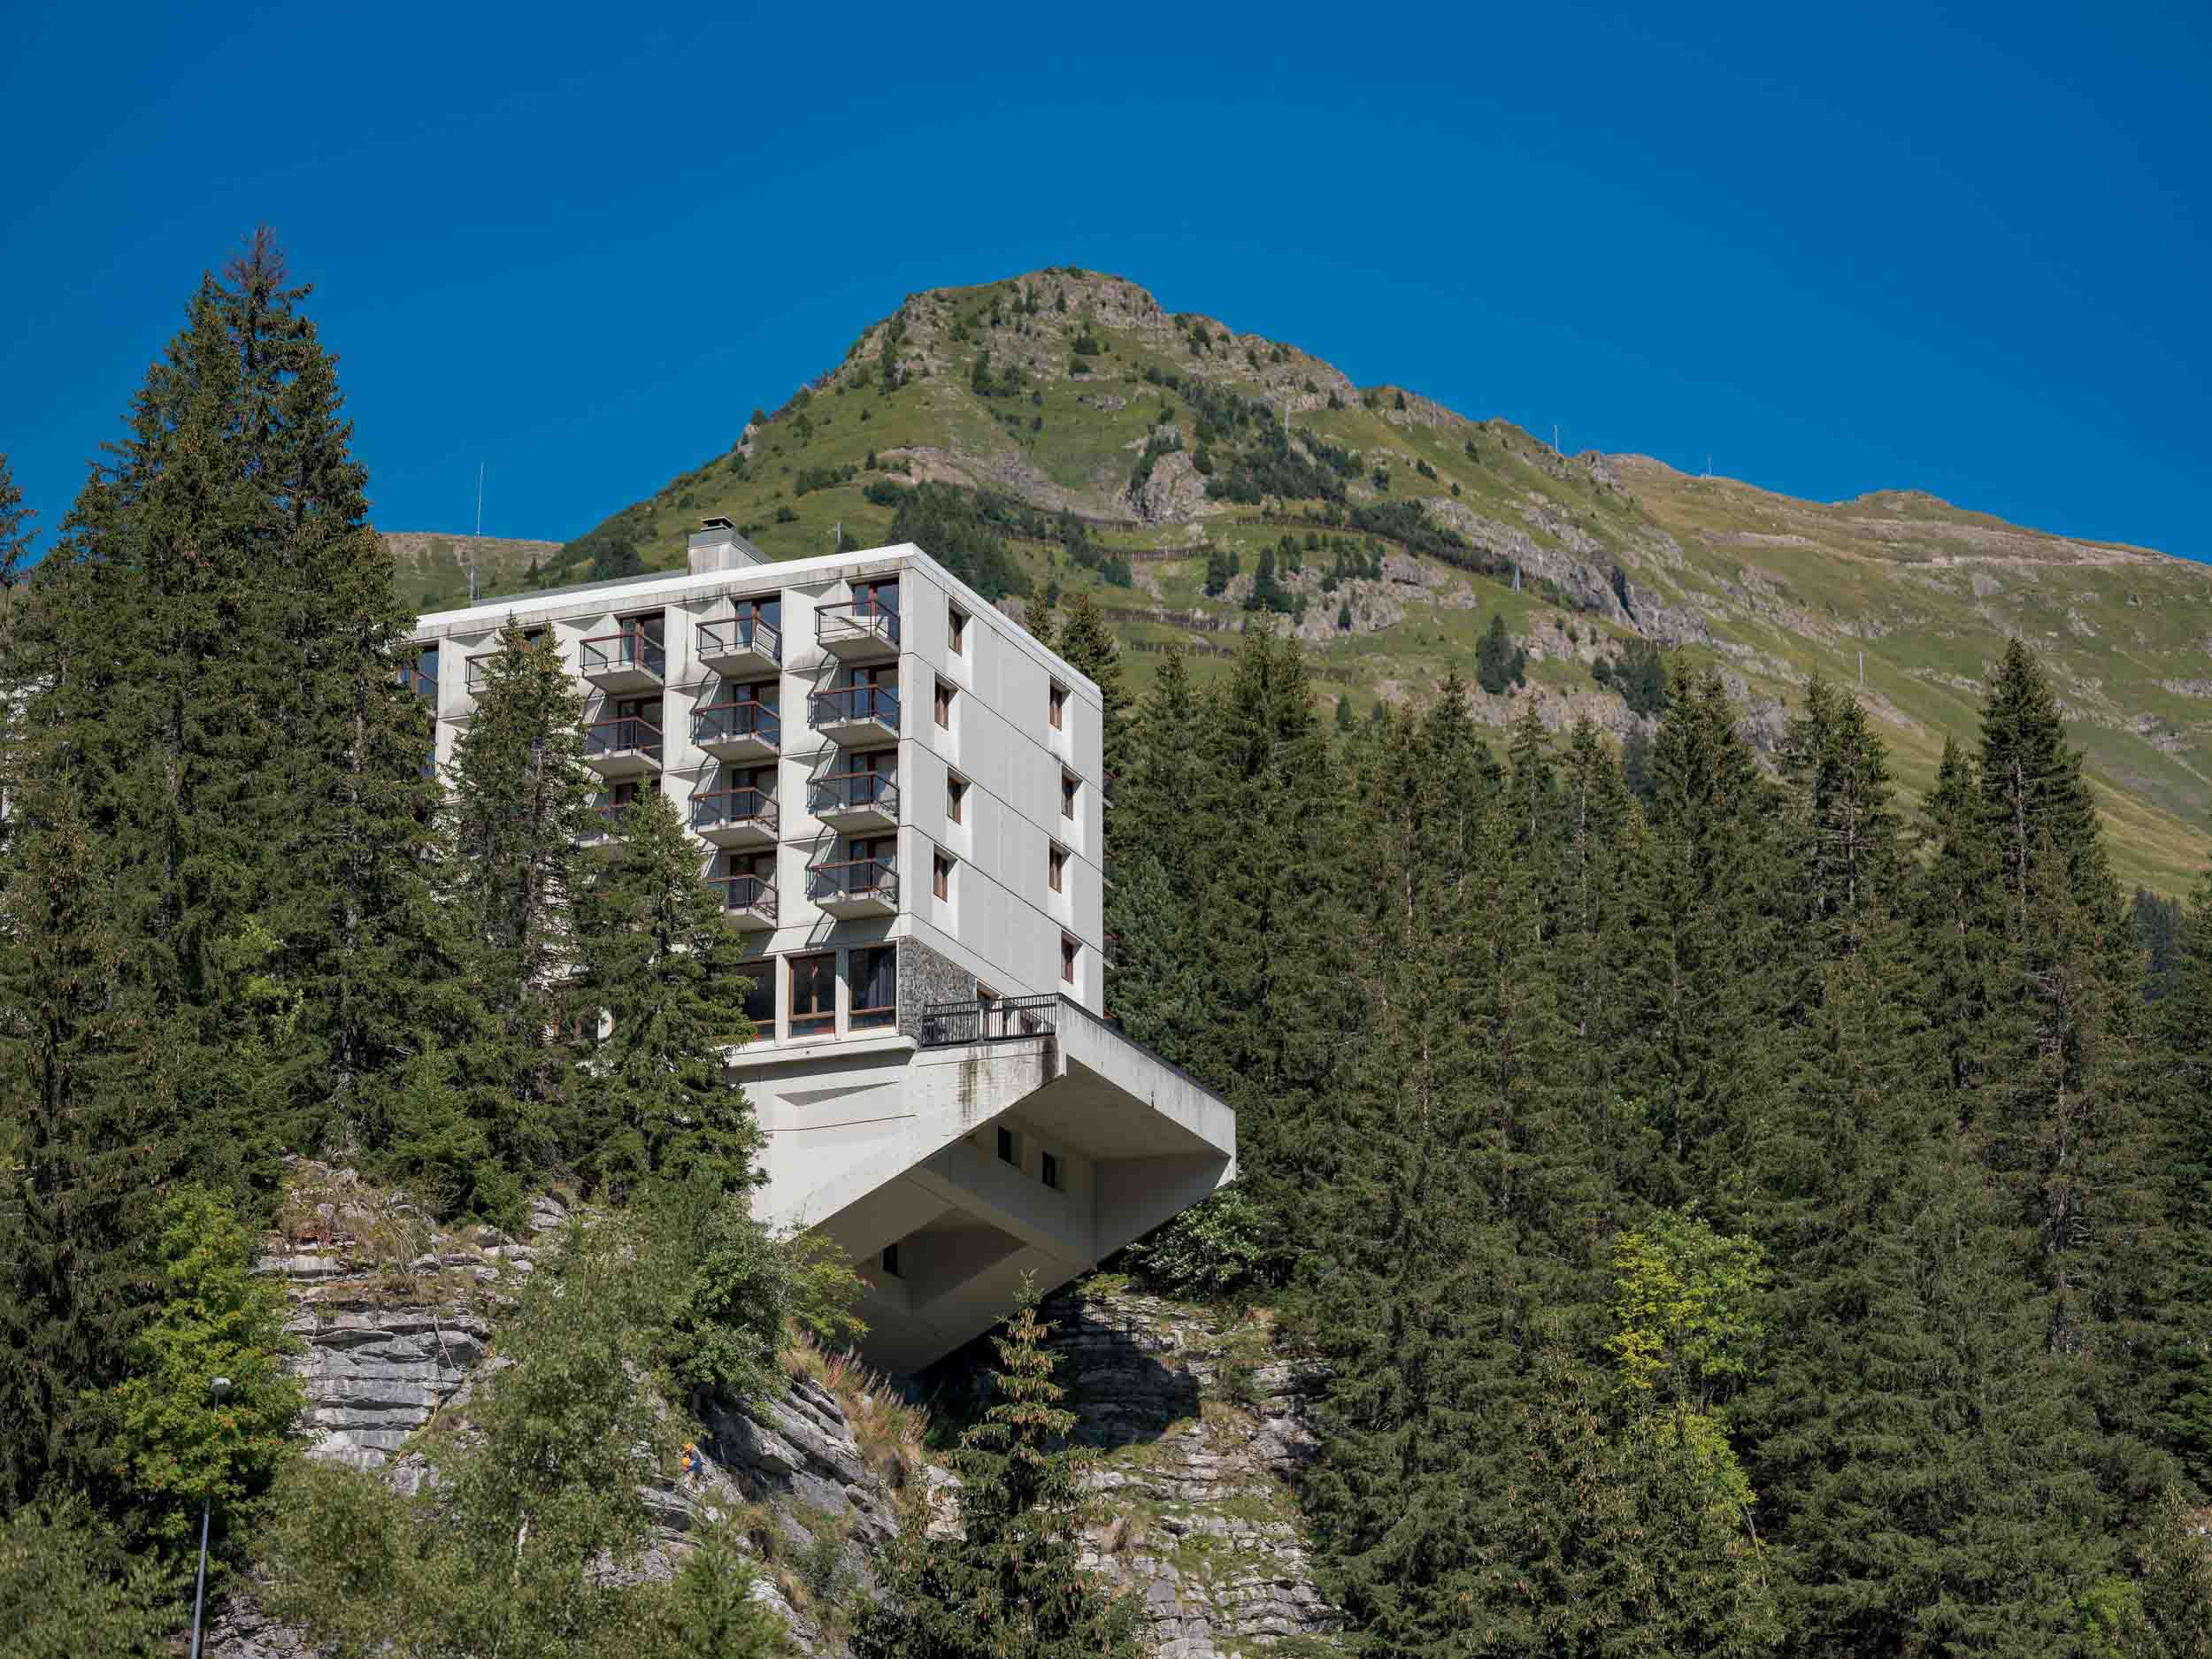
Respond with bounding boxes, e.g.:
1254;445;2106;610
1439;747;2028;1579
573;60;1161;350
399;664;438;698
810;770;899;818
693;699;781;749
809;684;901;732
816;600;901;650
918;994;1061;1048
580;628;666;680
696;614;781;664
580;800;634;842
585;715;664;763
807;858;897;906
692;788;778;835
708;873;777;920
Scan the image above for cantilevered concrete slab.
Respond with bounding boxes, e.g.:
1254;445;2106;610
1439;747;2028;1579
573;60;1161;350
749;998;1235;1376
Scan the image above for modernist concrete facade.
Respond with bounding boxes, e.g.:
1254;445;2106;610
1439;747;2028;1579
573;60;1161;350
410;525;1234;1372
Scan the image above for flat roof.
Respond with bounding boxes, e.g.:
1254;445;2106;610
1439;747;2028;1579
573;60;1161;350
411;541;1103;704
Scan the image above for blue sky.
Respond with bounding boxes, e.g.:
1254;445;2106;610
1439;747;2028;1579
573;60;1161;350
2;1;2207;558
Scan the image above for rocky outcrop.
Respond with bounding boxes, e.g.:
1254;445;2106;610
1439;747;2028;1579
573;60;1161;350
1131;448;1210;524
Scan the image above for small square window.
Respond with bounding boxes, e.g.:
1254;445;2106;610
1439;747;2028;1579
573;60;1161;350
1061;772;1078;820
1041;1151;1061;1191
1061;934;1079;985
1048;845;1066;894
933;851;954;901
997;1125;1020;1167
881;1241;901;1278
949;607;967;655
1048;682;1066;730
947;774;967;824
934;680;955;728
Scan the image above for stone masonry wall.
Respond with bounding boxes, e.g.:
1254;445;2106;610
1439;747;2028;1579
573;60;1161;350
895;934;975;1044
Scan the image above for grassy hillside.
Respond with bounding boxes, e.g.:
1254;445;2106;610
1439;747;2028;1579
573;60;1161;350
423;267;2212;893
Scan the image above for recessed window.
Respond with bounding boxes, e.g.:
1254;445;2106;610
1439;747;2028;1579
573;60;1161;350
880;1241;901;1278
1061;934;1079;985
1048;682;1066;730
947;774;967;824
949;606;968;655
934;680;955;728
789;953;836;1039
997;1125;1020;1167
852;945;897;1032
933;851;954;901
1048;844;1066;894
1041;1151;1062;1192
1061;772;1079;820
740;956;774;1041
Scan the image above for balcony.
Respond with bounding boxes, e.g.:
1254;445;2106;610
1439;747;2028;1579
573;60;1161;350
710;873;778;932
584;715;664;779
399;664;438;700
815;601;901;662
580;628;666;694
917;994;1061;1047
810;770;899;833
692;787;779;849
580;800;634;856
696;616;781;680
808;857;898;919
692;698;780;762
809;684;900;746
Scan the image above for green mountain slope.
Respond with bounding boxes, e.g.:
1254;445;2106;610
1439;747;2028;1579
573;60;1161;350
419;267;2212;893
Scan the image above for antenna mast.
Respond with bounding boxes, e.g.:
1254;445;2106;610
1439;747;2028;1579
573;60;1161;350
469;463;485;604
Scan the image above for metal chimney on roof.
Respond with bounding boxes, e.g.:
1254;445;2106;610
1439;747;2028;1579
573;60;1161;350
687;517;770;575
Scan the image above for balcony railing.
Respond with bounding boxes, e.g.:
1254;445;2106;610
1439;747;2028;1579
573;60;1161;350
580;800;634;842
696;615;781;664
809;684;901;732
693;699;781;749
810;771;899;818
692;788;778;835
816;600;901;652
585;715;664;763
580;628;666;680
398;664;438;699
917;994;1061;1048
464;651;504;692
807;858;897;906
708;873;778;920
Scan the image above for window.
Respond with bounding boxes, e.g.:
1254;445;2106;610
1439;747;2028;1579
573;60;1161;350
1041;1151;1062;1192
933;851;954;901
880;1241;901;1278
934;680;955;728
997;1125;1020;1167
859;578;900;617
1048;682;1066;730
1048;844;1066;894
789;953;836;1038
739;956;774;1041
1061;772;1079;820
947;773;967;824
852;945;897;1032
949;605;967;655
1061;934;1079;986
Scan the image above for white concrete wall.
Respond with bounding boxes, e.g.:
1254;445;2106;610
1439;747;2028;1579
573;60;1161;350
410;542;1106;1043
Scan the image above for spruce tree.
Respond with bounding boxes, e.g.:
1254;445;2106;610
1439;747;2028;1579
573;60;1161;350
851;1286;1141;1659
568;790;764;1199
2149;871;2212;1485
1045;592;1131;835
0;449;33;658
1617;664;1787;1214
0;766;179;1507
445;623;595;1187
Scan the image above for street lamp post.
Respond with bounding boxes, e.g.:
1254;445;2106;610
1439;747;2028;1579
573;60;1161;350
187;1375;233;1659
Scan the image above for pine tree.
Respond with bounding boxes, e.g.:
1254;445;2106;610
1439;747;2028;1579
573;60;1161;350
0;449;34;658
2150;871;2212;1486
851;1285;1141;1659
444;623;595;1186
568;790;764;1199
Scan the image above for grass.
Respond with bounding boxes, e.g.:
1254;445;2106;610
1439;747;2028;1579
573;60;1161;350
407;265;2212;895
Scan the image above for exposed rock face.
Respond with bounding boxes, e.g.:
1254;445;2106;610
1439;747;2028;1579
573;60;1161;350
224;1179;1341;1659
1131;448;1210;524
1034;1286;1344;1659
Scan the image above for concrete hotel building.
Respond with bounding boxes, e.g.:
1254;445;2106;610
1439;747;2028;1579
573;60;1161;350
409;521;1234;1372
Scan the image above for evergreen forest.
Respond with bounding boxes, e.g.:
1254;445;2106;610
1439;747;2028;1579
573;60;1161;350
4;237;2212;1656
